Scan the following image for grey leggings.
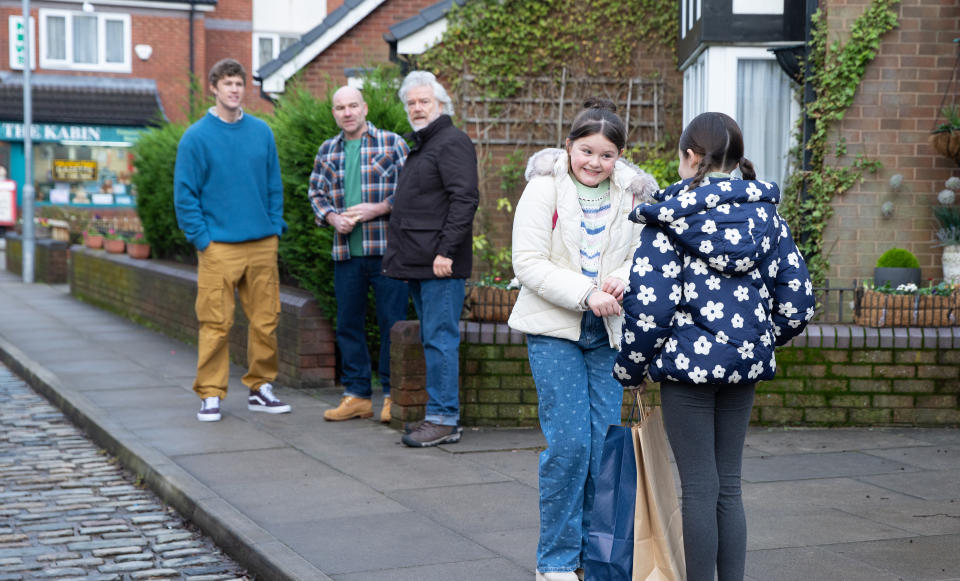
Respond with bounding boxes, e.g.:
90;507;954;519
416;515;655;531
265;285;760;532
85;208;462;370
659;381;756;581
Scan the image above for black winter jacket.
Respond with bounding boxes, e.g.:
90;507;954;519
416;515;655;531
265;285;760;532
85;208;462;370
382;115;479;280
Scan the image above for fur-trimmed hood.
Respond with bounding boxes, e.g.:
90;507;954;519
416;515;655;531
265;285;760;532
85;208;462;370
524;147;660;205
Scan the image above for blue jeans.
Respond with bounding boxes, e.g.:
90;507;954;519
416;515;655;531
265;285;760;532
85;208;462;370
527;312;622;573
409;278;464;426
334;256;409;398
659;381;756;581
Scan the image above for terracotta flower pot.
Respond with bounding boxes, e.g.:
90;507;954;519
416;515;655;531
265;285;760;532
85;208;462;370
126;243;151;259
85;235;104;249
104;239;126;254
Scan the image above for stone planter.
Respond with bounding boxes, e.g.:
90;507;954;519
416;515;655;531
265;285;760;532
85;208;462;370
943;245;960;284
126;243;150;259
873;267;921;290
84;235;104;249
104;239;125;254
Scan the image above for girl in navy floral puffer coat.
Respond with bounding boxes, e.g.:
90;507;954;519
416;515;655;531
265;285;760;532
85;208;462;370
614;112;814;581
613;168;815;387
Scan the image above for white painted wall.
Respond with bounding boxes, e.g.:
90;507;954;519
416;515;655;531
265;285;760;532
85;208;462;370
253;0;326;35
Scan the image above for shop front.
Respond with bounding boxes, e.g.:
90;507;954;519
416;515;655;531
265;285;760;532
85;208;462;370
1;121;142;209
0;71;165;222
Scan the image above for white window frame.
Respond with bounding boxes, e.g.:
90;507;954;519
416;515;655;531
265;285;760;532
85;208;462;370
39;9;131;73
253;32;298;75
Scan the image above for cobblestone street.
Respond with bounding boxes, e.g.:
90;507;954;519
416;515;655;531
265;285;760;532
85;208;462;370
0;364;249;581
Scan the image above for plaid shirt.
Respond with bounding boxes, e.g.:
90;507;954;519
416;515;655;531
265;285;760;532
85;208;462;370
307;122;409;261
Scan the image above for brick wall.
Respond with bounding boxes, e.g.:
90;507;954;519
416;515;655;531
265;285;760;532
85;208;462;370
390;320;960;427
69;246;336;388
822;0;960;287
295;0;439;97
4;233;69;284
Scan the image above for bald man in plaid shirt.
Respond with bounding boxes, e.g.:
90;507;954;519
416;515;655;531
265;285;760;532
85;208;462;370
308;86;410;424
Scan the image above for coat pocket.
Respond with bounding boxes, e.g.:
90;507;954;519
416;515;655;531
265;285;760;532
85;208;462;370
398;216;443;266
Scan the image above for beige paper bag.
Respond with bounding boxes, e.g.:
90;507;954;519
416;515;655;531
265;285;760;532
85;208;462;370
631;406;686;581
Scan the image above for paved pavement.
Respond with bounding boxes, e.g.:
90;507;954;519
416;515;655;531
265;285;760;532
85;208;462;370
0;266;958;581
0;364;248;580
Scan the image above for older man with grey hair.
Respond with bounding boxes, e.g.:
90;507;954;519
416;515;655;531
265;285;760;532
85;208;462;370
382;70;479;447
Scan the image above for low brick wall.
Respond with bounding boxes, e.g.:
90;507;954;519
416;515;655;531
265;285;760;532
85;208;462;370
390;321;960;427
4;233;70;284
70;246;336;388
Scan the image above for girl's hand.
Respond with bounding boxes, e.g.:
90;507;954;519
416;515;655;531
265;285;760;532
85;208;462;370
600;277;626;302
587;290;622;317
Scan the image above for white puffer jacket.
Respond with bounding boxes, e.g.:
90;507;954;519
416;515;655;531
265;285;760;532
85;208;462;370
508;148;659;347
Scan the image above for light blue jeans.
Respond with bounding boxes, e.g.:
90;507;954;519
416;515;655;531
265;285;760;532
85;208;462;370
527;312;622;573
409;278;465;426
660;381;756;581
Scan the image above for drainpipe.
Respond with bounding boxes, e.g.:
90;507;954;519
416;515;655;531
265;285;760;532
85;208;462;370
188;0;196;117
800;0;819;204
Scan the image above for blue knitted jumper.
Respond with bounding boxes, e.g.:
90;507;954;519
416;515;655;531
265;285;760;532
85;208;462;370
174;111;286;251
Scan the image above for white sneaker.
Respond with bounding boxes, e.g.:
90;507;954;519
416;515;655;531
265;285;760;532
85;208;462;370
248;383;291;414
535;572;579;581
197;396;221;422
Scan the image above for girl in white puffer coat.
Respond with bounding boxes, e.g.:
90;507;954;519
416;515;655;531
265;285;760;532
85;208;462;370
508;98;658;581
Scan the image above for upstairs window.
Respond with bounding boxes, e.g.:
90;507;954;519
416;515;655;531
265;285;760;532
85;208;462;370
253;32;298;74
40;9;130;72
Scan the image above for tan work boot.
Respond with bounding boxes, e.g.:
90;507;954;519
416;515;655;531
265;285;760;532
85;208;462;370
324;396;373;421
380;397;392;423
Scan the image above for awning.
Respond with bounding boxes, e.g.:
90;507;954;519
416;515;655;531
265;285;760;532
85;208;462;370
0;72;166;127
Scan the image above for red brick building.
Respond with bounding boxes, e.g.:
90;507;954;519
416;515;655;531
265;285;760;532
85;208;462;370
678;0;960;286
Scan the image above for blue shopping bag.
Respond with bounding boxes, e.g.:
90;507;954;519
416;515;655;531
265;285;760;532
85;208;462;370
583;422;638;581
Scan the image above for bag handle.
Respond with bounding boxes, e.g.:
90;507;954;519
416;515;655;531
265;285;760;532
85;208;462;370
626;383;647;425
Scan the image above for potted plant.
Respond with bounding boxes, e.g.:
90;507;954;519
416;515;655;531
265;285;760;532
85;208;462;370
933;177;960;283
464;232;518;322
103;229;126;254
125;232;151;259
873;247;921;290
83;225;104;249
855;280;959;327
930;105;960;165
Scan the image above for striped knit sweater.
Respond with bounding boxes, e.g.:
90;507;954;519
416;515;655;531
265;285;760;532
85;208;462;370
574;176;612;280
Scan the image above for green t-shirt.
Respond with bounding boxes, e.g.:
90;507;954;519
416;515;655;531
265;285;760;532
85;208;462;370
343;139;363;258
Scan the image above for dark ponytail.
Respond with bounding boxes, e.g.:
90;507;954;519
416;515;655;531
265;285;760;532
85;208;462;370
567;97;627;151
679;112;756;189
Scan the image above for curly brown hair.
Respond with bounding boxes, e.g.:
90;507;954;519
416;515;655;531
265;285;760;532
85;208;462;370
208;58;246;87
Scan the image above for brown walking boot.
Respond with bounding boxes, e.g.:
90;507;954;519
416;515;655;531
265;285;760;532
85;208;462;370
324;396;373;421
380;397;392;423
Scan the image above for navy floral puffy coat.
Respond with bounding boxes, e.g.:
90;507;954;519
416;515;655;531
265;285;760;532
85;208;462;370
614;176;815;388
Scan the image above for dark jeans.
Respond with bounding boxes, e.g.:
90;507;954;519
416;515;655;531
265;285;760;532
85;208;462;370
333;256;409;398
408;278;465;425
659;381;756;581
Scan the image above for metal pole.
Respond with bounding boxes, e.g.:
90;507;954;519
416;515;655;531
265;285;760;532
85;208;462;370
21;0;34;283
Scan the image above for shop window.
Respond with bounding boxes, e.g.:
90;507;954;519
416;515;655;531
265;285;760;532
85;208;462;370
32;143;135;207
253;33;298;75
39;9;130;72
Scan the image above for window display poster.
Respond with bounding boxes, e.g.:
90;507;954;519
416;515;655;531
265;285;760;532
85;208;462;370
53;159;98;182
0;179;16;226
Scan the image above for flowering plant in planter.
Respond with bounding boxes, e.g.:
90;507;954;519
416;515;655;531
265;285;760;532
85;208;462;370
124;232;151;259
855;280;959;327
933;177;960;283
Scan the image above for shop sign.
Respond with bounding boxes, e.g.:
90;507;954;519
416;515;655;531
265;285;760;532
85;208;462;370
8;16;36;71
53;160;98;182
0;122;143;144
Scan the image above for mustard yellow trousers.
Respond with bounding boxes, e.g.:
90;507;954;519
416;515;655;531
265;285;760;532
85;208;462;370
193;236;280;399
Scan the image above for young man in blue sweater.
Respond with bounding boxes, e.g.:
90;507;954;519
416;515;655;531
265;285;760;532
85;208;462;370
174;58;290;422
